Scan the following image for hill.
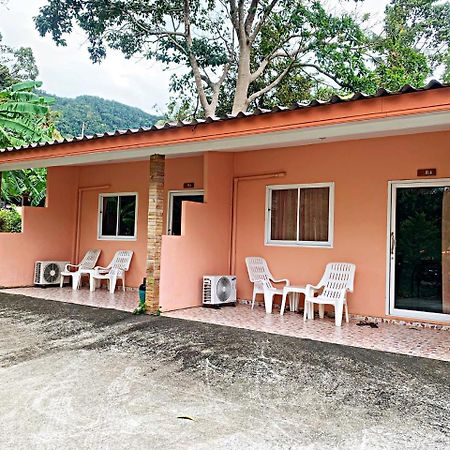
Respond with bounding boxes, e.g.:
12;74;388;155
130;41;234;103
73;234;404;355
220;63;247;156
40;91;160;138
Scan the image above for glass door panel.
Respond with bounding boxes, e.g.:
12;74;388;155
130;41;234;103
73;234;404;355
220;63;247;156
390;182;450;319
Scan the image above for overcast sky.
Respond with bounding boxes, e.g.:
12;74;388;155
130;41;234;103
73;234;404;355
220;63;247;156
0;0;388;114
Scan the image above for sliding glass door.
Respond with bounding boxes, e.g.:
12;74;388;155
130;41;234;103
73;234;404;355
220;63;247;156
388;180;450;322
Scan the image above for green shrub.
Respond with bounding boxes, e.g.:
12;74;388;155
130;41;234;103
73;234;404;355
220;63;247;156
0;208;22;233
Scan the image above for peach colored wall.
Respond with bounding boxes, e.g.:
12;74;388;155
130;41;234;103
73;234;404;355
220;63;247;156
163;155;204;231
0;166;79;287
1;129;448;322
159;152;234;311
77;156;204;288
77;161;150;288
233;130;450;318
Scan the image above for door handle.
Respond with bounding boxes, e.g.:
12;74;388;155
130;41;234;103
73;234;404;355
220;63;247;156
390;232;396;256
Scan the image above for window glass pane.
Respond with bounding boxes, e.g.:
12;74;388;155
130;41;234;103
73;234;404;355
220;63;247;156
299;187;329;241
270;189;298;241
118;195;136;237
102;196;118;236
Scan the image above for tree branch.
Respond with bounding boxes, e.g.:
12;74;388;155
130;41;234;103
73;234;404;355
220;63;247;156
250;0;279;42
125;11;185;37
237;0;246;40
244;0;259;35
248;54;299;103
125;11;187;55
183;0;213;115
228;0;240;34
250;38;305;82
299;63;352;89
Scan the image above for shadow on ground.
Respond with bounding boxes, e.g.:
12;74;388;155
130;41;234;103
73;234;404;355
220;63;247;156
0;293;449;449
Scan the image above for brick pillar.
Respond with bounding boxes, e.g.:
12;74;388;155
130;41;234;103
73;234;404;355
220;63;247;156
145;155;165;313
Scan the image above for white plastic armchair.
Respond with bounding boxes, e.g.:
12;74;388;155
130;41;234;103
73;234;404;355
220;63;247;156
89;250;133;293
304;263;356;327
60;249;101;290
245;256;290;313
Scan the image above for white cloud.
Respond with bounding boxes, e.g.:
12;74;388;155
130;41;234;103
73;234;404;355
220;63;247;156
0;0;172;114
0;0;389;114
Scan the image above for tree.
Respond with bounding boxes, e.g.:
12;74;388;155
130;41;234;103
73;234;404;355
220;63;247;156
0;33;39;89
0;81;57;206
35;0;372;117
167;0;450;116
35;0;449;118
370;0;450;91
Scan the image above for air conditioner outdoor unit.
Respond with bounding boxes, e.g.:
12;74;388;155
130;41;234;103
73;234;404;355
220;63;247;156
202;275;237;306
34;261;69;286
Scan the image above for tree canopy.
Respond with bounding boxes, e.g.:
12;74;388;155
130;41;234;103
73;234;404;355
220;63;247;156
0;33;39;90
42;92;160;138
35;0;450;117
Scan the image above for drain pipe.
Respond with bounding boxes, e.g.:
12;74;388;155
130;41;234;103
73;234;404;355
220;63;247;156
73;184;110;263
229;171;286;274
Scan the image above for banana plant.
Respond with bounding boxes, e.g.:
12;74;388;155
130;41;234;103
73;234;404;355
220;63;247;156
1;168;47;206
0;80;55;147
0;81;56;206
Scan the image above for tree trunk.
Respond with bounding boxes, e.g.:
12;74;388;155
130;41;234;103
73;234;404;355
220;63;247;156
232;42;252;115
203;104;216;118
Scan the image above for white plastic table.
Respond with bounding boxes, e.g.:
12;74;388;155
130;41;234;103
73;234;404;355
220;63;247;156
280;285;307;316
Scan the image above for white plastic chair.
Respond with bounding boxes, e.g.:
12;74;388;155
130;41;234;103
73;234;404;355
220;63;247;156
304;263;356;326
245;257;290;314
60;249;101;290
89;250;133;293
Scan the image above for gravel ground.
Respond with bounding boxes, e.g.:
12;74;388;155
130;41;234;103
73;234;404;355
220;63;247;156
0;292;449;450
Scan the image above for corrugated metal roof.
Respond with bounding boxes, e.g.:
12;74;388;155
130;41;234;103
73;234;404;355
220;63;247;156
1;79;448;154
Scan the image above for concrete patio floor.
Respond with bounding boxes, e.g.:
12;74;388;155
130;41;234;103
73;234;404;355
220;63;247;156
2;287;449;361
0;292;449;449
166;304;450;362
1;286;137;312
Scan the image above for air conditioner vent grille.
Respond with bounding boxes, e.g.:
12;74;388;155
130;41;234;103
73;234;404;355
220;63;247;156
202;275;236;306
34;261;70;286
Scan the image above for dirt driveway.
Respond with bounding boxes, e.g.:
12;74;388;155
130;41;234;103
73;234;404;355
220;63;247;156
0;292;449;449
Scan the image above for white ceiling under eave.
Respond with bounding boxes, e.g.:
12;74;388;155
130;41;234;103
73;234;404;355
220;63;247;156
1;109;450;171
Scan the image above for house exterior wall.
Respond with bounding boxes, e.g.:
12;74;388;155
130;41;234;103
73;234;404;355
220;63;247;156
0;166;79;287
233;130;450;320
0;129;448;323
0;156;204;289
77;156;204;288
159;152;234;311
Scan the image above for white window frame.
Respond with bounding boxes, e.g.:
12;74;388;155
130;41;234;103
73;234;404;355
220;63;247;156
265;182;334;248
98;192;138;241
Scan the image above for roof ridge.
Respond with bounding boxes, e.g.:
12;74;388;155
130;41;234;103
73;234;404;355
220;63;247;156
1;80;448;154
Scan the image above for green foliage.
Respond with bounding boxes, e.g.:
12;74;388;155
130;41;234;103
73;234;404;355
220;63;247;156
35;0;449;118
0;81;54;208
369;0;450;91
0;33;38;89
1;168;47;207
395;187;444;298
38;92;160;138
33;0;372;114
0;207;22;233
0;81;57;148
133;302;146;315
